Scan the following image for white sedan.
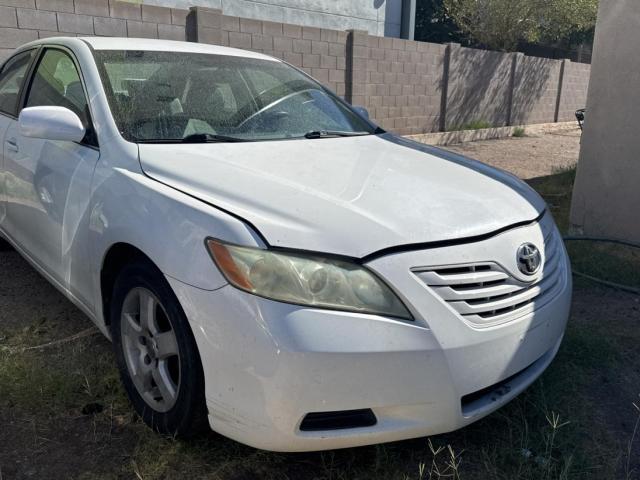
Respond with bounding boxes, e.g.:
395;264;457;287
0;37;571;452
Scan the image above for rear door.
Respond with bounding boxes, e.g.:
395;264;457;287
3;46;99;302
0;49;37;227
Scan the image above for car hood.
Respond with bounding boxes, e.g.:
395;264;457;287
138;133;545;258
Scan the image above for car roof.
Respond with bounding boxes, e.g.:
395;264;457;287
80;37;278;61
13;37;279;62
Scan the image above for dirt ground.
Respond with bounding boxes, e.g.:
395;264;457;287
1;129;639;480
446;128;581;179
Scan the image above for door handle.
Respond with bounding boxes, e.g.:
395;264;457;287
5;138;18;152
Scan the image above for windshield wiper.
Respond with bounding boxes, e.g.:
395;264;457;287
181;133;247;143
133;133;247;144
303;130;371;139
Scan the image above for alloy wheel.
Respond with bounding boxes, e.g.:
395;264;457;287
120;287;181;412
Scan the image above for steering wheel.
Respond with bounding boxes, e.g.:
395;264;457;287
229;80;312;127
237;89;317;129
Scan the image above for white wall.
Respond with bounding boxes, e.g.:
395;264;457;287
143;0;404;36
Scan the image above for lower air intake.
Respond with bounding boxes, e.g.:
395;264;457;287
300;409;377;431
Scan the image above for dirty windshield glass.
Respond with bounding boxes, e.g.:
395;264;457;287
93;50;374;142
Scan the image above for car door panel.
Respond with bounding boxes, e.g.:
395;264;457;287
3;47;99;309
4;128;99;262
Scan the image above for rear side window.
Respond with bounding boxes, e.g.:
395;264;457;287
0;50;36;117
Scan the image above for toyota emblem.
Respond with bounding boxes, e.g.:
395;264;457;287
517;243;542;275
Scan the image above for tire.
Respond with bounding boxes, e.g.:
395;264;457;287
110;260;207;437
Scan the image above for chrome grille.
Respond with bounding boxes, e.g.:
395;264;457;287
413;229;564;326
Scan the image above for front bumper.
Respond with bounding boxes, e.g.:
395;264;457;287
168;215;572;452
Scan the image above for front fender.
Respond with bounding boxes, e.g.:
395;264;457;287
88;166;264;325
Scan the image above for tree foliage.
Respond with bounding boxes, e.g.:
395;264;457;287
414;0;464;44
442;0;598;51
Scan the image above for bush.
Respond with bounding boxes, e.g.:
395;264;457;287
448;120;493;131
513;127;526;137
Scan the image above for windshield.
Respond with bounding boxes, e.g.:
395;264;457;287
93;50;375;143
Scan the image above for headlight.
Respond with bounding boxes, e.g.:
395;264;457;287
206;239;412;320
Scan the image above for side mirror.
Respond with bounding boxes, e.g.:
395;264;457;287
19;106;85;143
353;106;370;120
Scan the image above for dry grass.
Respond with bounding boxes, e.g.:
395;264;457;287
3;317;637;480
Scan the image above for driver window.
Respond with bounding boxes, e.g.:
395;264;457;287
25;49;90;129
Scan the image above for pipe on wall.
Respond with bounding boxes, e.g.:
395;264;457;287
400;0;416;40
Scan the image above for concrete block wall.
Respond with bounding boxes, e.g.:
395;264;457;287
0;3;590;135
557;60;590;122
511;55;562;125
361;34;445;134
349;35;589;135
446;45;514;129
0;0;188;61
214;12;349;96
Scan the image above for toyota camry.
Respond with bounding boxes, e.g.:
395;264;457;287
0;37;571;451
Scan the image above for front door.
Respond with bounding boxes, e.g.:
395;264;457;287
3;47;100;298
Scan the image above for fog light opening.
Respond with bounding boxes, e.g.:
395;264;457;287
299;408;377;431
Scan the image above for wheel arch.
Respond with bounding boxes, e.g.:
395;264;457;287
104;242;209;436
100;242;155;329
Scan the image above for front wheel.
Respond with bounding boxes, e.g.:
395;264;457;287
111;261;207;436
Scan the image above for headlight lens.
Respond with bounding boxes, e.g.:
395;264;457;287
206;239;412;320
